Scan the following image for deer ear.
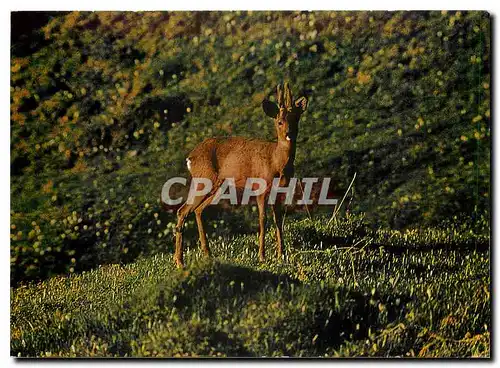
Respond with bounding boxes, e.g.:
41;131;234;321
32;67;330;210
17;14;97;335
295;96;308;112
262;99;279;118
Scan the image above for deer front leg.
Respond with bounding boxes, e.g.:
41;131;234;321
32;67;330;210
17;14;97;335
271;202;284;260
257;194;266;262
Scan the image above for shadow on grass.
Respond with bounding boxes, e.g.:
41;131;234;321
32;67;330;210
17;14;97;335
11;259;413;357
171;261;300;314
370;240;490;253
168;261;412;356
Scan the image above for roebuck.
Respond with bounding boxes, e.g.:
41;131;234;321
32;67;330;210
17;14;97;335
173;83;308;267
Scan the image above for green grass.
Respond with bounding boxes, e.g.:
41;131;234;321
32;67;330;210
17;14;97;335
11;216;490;358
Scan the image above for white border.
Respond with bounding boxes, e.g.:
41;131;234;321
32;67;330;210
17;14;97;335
1;0;497;11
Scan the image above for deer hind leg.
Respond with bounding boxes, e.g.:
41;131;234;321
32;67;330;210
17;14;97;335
257;194;267;262
271;202;285;260
194;191;220;258
194;210;210;257
174;194;210;268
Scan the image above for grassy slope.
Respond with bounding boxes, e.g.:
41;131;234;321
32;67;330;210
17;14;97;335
11;217;490;357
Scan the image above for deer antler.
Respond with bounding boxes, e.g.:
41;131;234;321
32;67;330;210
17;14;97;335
284;82;293;109
277;84;284;107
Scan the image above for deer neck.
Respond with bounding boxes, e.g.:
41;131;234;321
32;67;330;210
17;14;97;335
274;139;296;177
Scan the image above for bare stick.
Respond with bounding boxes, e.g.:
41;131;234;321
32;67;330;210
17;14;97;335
328;172;357;225
297;179;313;220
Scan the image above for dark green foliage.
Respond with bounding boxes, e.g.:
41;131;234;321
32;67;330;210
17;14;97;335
10;11;490;283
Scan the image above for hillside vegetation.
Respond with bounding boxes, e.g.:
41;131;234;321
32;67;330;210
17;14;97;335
11;11;490;287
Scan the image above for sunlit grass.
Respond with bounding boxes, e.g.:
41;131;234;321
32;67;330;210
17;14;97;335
11;216;490;357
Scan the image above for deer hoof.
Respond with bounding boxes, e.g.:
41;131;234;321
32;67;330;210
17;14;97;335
175;259;184;268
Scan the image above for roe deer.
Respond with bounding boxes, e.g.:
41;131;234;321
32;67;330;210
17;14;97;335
172;83;308;267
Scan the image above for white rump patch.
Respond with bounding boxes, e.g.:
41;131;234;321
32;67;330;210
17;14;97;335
186;158;192;171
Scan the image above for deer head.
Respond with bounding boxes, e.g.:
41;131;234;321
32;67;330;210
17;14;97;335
262;83;308;143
